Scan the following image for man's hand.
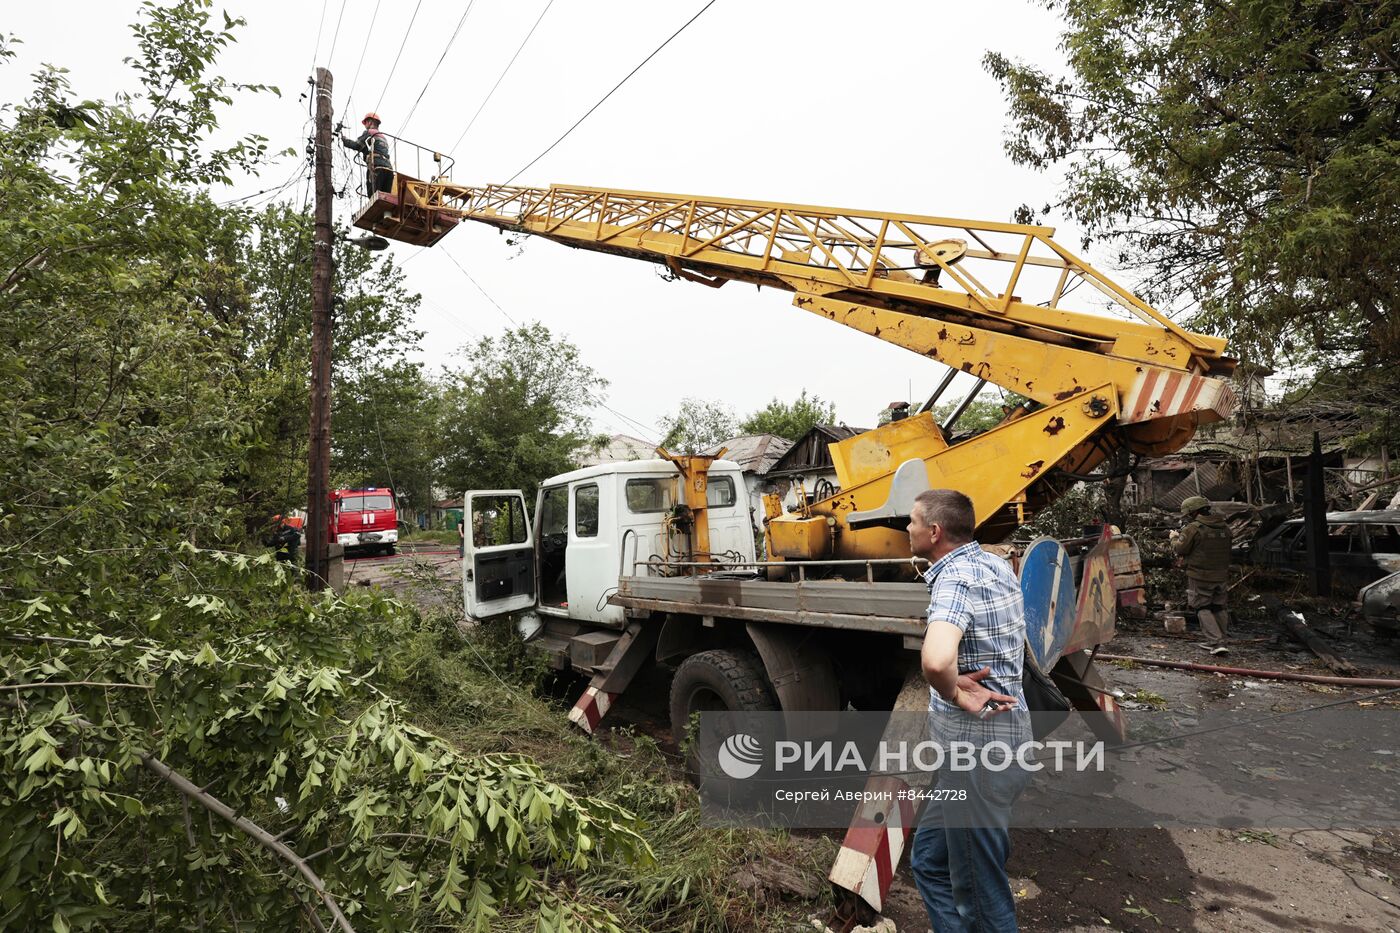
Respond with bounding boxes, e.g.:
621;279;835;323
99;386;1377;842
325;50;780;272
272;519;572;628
947;667;1017;717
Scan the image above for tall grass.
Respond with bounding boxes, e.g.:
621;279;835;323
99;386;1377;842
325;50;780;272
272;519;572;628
380;562;836;931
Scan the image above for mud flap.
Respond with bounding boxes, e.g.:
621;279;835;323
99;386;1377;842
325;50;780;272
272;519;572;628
567;622;660;734
744;622;841;714
827;665;930;922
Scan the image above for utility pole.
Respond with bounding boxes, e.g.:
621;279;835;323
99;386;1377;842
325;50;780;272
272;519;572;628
307;68;335;591
1304;430;1331;596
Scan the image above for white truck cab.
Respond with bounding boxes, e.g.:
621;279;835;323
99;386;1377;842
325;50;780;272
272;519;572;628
462;459;755;626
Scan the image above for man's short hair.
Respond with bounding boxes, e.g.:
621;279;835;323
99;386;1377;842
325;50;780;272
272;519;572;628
914;488;975;543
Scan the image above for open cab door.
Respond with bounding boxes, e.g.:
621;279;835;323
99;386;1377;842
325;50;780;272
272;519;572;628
463;490;536;619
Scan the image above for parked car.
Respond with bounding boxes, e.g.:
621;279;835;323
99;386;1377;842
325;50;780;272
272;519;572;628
1248;509;1400;587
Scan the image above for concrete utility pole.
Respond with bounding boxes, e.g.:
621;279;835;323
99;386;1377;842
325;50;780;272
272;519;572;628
307;68;335;592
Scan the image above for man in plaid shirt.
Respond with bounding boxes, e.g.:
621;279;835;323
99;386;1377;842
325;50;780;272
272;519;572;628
907;488;1033;932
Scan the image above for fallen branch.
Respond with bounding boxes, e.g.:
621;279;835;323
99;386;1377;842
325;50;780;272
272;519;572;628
138;756;354;932
1;681;152;691
1;698;354;932
1275;607;1357;675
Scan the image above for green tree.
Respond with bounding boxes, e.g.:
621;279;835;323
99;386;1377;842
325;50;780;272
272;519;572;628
659;398;737;453
932;391;1030;434
738;389;836;441
437;322;607;497
231;204;427;527
332;359;442;513
984;0;1400;375
0;6;647;930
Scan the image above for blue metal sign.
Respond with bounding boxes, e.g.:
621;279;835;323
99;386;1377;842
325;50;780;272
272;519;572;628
1020;536;1077;669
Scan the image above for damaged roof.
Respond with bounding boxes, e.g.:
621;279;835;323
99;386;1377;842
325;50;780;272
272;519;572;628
704;433;793;475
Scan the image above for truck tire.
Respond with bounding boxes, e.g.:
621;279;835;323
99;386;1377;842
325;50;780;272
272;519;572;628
670;649;777;792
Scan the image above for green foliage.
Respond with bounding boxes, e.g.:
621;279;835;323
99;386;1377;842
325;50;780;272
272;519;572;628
437;323;607;497
985;0;1400;376
1;550;651;932
332;359;441;513
1017;483;1103;540
234;204;431;519
659;398;738;454
378;571;836;932
933;392;1029;435
0;5;650;930
737;390;836;441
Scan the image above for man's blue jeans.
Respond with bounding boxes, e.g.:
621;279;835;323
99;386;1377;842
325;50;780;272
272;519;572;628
909;763;1032;932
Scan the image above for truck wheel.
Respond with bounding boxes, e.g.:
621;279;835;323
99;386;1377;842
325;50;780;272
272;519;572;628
670;649;777;792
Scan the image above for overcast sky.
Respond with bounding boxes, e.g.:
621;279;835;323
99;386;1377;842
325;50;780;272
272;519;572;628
4;0;1092;443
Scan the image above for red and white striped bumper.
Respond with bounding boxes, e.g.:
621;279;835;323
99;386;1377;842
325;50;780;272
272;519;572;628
1121;368;1236;425
567;685;617;734
827;776;918;913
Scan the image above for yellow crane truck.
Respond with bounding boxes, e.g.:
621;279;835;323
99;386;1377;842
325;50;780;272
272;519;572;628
353;161;1237;923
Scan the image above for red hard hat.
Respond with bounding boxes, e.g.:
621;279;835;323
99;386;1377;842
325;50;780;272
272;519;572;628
361;111;381;126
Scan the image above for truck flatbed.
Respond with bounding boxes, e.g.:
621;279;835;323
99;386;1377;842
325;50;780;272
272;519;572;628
612;574;929;639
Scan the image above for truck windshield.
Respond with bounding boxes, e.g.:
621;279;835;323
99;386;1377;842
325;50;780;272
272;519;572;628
341;494;393;511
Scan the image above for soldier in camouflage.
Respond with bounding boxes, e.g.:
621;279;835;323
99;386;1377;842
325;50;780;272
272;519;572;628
1171;495;1233;644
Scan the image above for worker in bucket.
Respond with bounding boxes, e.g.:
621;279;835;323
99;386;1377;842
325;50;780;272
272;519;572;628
1172;495;1232;644
341;112;394;196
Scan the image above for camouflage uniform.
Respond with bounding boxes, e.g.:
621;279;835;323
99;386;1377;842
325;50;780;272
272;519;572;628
1172;496;1232;643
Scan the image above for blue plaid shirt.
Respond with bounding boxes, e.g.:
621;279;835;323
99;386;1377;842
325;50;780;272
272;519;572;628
923;542;1028;727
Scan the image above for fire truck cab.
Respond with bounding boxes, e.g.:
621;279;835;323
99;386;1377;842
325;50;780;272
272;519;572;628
331;487;399;556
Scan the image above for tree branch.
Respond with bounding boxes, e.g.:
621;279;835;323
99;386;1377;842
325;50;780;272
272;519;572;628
138;754;355;933
0;697;355;932
1;681;152;691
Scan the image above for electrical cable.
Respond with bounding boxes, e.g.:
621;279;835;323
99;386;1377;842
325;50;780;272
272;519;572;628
218;159;306;207
446;0;557;155
440;248;518;326
433;250;661;442
343;0;383;110
400;0;479;135
325;0;349;70
503;0;719;185
308;0;331;72
374;0;424;113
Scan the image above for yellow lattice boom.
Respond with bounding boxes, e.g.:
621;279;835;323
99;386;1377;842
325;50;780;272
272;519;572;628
354;174;1238;550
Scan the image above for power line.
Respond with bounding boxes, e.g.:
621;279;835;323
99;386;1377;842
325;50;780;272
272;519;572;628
433;251;660;441
218;159;308;207
344;0;384;110
400;0;479;136
375;0;424;114
308;0;331;72
441;248;518;326
325;0;350;69
503;0;719;185
446;0;557;155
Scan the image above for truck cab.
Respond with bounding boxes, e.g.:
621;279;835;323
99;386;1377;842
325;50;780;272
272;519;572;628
462;459;754;626
331;487;399;555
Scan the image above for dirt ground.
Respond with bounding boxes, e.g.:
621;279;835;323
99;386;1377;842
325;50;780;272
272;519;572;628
364;551;1400;932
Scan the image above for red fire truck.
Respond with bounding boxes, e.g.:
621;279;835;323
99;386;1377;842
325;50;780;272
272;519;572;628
331;487;399;556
